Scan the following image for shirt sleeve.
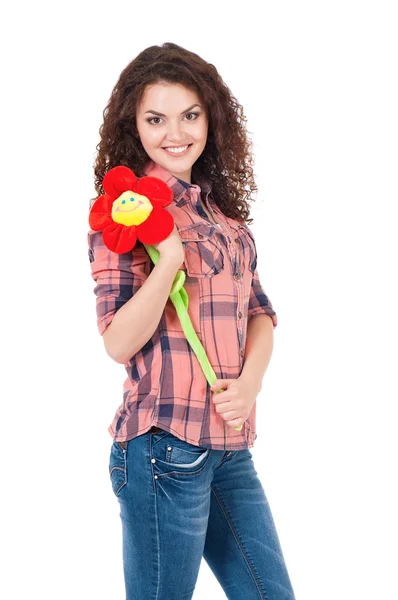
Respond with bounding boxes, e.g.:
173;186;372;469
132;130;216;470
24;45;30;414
87;230;151;336
241;222;278;328
247;266;278;328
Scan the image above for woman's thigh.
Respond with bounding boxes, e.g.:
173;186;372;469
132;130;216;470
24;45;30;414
203;449;296;600
109;429;214;600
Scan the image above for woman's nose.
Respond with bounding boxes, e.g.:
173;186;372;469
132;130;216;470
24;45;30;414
166;121;187;140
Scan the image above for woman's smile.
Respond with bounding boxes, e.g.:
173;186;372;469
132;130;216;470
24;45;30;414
162;143;193;157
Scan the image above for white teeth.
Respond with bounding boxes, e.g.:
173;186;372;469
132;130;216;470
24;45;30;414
164;145;189;154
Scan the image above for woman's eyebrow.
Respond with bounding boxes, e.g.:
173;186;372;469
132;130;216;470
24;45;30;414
144;104;202;117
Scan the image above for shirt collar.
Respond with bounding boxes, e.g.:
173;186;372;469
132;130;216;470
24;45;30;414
142;159;213;203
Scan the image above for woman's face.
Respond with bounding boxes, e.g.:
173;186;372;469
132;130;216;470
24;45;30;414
136;82;208;184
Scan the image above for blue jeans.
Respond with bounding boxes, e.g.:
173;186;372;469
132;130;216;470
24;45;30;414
109;427;296;600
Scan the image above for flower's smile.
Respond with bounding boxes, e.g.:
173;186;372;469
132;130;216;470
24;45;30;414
114;200;144;213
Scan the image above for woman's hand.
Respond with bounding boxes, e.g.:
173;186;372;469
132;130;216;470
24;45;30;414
210;376;261;429
154;223;185;265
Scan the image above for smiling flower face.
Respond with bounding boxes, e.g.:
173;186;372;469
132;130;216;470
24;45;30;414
112;191;153;226
88;165;175;254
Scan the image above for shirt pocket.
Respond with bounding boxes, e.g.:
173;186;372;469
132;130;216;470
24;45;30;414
178;222;224;278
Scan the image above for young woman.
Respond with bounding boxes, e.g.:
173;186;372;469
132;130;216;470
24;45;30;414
88;43;296;600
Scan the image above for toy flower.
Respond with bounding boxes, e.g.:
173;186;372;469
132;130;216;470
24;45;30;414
88;165;174;254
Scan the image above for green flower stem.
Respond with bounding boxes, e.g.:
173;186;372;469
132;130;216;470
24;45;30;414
144;243;242;432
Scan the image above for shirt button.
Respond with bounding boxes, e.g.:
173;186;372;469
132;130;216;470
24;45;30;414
151;458;156;463
238;311;242;319
234;273;241;280
235;237;239;244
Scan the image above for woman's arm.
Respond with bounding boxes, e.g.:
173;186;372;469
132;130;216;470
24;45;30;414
239;314;275;393
103;256;181;364
88;231;182;364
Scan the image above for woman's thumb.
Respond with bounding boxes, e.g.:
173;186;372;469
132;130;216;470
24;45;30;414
210;379;224;391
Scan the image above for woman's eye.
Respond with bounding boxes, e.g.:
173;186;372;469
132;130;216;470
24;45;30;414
147;112;199;125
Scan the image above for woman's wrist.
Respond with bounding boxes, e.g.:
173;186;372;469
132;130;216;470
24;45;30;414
157;254;184;271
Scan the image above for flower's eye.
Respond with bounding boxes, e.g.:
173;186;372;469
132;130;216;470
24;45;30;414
121;200;126;204
130;197;135;202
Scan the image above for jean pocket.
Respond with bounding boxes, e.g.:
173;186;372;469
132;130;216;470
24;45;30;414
109;441;127;497
179;222;224;278
151;433;211;476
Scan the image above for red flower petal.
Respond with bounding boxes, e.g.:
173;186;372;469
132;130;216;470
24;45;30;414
137;176;173;208
102;222;138;254
103;166;139;199
89;195;114;231
136;208;174;244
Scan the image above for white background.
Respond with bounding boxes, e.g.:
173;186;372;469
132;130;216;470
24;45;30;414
1;1;397;598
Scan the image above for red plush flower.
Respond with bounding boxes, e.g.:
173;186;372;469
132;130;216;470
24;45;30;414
89;165;175;254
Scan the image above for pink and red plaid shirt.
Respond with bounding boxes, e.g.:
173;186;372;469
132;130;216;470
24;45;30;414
87;160;277;450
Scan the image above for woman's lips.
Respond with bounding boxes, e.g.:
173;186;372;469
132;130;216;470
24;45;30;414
162;144;193;157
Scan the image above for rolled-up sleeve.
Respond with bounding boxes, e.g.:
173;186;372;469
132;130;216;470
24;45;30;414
87;230;151;335
247;266;278;328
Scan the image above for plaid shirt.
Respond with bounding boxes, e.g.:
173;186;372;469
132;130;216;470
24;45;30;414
87;160;277;450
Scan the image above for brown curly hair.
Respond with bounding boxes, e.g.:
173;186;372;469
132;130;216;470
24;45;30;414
91;42;259;224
